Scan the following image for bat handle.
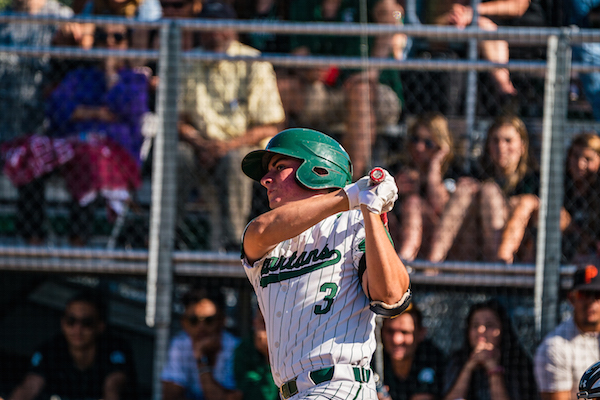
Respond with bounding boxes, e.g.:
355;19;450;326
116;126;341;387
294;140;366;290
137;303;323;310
368;167;388;227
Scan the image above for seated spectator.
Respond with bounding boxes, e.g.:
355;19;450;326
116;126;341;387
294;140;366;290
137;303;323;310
0;0;75;245
233;309;278;400
277;0;403;178
8;23;149;247
390;112;461;261
497;132;600;264
443;299;538;400
377;303;446;400
427;115;539;262
534;264;600;400
161;287;241;400
8;291;137;400
428;0;547;105
177;0;285;251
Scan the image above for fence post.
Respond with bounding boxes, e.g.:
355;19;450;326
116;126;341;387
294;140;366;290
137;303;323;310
534;31;571;342
464;0;480;171
146;20;181;400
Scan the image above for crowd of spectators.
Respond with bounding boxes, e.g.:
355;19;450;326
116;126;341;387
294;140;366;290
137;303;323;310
6;269;600;400
2;2;600;399
0;0;599;256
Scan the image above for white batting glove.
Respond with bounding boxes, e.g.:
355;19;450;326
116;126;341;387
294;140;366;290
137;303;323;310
343;176;370;210
359;170;398;214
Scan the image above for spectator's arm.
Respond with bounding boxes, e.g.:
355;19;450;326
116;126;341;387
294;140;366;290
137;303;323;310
103;371;128;400
477;0;531;19
161;381;187;400
539;392;572;400
220;124;280;153
8;373;45;400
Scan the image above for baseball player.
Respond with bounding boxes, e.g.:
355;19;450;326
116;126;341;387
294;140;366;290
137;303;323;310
241;128;411;399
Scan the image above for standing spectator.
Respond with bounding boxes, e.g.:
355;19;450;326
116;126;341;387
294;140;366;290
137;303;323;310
178;0;285;251
277;0;403;179
8;291;137;400
10;23;149;247
233;309;278;400
427;115;539;262
497;132;600;264
534;264;600;400
390;112;459;261
161;287;241;400
443;299;538;400
377;303;446;400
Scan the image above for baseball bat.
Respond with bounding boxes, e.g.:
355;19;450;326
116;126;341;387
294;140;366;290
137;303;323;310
369;167;389;227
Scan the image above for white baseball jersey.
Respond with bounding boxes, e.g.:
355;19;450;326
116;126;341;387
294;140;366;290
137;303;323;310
242;210;376;388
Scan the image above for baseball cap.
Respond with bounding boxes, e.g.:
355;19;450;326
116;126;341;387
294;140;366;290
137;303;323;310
572;264;600;292
198;1;237;19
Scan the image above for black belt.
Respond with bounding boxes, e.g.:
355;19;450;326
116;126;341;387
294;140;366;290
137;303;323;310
279;366;371;399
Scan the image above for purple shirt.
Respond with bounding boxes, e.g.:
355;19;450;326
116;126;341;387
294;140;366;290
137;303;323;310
46;66;148;162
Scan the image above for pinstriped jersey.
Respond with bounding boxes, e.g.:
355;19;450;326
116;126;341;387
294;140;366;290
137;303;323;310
242;210;376;387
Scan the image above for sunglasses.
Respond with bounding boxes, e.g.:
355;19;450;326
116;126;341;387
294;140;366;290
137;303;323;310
575;291;600;301
94;31;127;44
183;314;219;326
63;314;96;329
409;135;437;150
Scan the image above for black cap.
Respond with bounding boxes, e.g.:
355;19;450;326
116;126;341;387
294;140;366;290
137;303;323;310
198;1;237;19
572;264;600;291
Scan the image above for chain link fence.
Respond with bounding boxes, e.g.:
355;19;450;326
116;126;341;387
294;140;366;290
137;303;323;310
0;9;599;400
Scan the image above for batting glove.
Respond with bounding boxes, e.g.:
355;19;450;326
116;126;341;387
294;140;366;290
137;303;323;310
358;171;398;214
343;176;370;210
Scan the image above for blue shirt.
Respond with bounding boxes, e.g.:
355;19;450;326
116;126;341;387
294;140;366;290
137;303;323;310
161;330;239;400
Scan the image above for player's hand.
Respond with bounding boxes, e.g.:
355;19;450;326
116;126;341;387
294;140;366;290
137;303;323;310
359;169;398;214
343;176;371;210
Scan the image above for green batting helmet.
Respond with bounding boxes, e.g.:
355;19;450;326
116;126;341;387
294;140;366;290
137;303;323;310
241;128;353;190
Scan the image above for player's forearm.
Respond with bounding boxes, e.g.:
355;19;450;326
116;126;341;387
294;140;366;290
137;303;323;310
244;190;348;262
363;208;409;304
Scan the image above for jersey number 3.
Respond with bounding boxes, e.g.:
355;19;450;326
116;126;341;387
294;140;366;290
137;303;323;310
314;282;339;315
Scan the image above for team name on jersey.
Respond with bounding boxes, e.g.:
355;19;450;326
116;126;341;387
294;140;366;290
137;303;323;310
260;245;341;287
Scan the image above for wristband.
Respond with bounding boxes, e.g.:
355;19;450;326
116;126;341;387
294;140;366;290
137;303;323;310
487;366;504;376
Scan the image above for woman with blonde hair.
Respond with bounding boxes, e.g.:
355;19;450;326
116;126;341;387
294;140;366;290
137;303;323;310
497;131;600;263
427;115;539;263
392;112;459;261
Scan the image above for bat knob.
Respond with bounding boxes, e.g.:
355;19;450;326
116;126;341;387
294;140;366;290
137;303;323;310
369;167;385;184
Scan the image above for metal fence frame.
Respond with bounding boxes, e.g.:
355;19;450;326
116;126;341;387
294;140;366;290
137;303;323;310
1;14;600;399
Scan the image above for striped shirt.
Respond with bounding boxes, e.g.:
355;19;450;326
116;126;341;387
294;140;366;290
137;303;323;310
242;210;375;387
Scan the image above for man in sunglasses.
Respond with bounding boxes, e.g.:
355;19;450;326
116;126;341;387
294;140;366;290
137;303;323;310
8;291;137;400
161;287;242;400
535;264;600;400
